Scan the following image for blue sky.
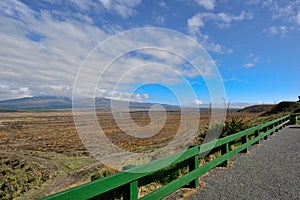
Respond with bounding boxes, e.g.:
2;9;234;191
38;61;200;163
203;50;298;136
0;0;299;107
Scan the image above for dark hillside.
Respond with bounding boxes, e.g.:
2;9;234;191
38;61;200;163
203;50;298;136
261;101;300;116
238;104;275;113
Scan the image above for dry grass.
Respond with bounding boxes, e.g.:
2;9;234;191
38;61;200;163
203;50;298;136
0;109;260;199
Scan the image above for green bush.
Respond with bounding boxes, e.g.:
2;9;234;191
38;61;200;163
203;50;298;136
206;123;224;140
222;117;250;137
90;172;102;181
196;115;250;144
101;170;111;177
0;157;48;200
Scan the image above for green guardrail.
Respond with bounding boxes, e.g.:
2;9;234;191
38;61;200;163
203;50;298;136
40;115;291;200
290;113;300;125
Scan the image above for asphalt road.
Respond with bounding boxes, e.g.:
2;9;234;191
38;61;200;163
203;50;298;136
187;125;300;200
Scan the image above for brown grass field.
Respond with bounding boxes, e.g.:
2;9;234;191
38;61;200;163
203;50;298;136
0;109;260;199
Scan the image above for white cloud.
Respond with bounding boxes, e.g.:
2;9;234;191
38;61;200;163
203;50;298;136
243;0;300;37
247;53;259;62
158;0;168;9
248;53;254;57
274;1;300;25
69;0;94;11
297;11;300;25
143;93;149;100
20;87;29;93
1;1;216;100
0;85;32;100
0;0;35;18
61;0;142;19
243;63;255;68
253;56;259;63
265;25;291;37
155;15;165;25
187;15;223;53
99;0;142;18
193;0;216;10
243;53;259;68
95;88;149;102
223;77;242;82
227;48;234;54
272;4;293;20
187;11;253;54
0;1;109;100
253;1;300;36
187;14;205;36
193;99;204;105
214;11;253;28
188;11;253;34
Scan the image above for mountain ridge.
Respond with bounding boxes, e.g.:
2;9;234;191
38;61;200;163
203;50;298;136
0;96;179;110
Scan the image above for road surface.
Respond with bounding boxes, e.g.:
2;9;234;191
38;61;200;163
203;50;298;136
187;125;300;200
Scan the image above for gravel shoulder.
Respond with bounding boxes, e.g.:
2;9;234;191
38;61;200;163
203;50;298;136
186;125;300;200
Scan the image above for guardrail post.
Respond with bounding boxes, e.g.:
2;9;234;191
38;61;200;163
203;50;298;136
275;121;279;132
123;165;138;200
218;143;229;168
283;117;288;127
269;124;274;135
290;114;296;125
263;126;268;140
241;134;248;153
124;180;138;200
279;119;283;130
188;153;199;188
254;130;260;145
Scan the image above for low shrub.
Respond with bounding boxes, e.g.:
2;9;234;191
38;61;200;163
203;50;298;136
222;116;250;137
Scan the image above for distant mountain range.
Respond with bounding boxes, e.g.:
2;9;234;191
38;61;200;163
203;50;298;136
0;96;179;110
0;96;256;111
